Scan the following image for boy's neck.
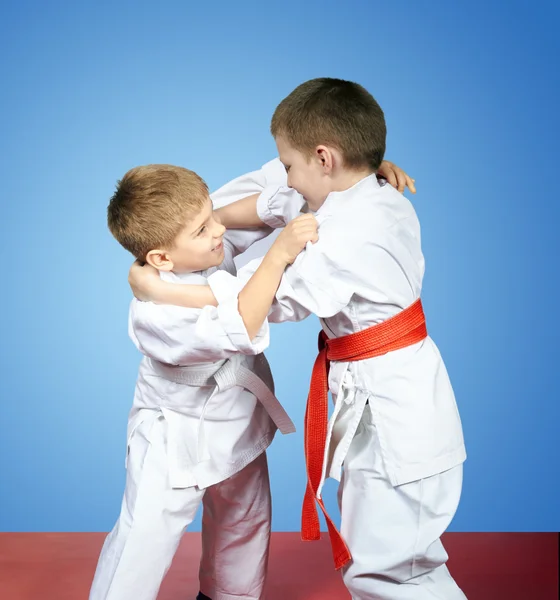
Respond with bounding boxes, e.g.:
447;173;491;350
330;166;375;194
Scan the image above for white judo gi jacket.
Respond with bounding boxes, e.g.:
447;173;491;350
125;168;295;490
239;159;466;494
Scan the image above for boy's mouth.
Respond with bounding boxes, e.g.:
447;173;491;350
212;241;223;252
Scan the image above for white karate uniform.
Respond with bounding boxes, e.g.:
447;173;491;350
89;172;294;600
238;159;467;599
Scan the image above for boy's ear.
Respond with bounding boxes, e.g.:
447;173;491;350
315;145;336;174
145;249;174;272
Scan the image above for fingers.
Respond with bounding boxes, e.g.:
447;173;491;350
407;175;416;194
289;225;318;247
298;228;318;244
292;214;318;229
285;213;319;252
292;213;317;225
299;227;319;245
392;166;413;193
378;160;417;194
290;215;318;236
130;260;149;272
378;160;398;188
395;170;407;193
379;161;398;188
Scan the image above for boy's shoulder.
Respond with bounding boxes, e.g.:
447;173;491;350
320;179;417;239
301;184;421;277
371;183;419;232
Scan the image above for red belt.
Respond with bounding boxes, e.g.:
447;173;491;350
302;299;428;569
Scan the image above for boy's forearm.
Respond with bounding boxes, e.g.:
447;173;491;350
215;194;266;229
147;256;286;339
147;264;283;340
149;282;218;308
238;252;286;339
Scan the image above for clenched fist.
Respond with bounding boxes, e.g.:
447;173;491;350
270;214;319;265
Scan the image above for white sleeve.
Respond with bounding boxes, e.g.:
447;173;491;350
237;233;355;324
211;159;289;257
128;271;269;365
256;185;306;229
210;158;287;209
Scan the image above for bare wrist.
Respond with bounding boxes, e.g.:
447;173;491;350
265;247;289;269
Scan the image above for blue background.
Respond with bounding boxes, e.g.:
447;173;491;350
1;0;558;532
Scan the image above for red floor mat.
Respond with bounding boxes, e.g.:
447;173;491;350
0;532;557;599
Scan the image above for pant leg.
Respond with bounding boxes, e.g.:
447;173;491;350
89;415;205;600
339;406;467;600
199;452;272;600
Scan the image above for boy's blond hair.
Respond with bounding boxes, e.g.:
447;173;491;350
107;164;209;259
271;77;386;171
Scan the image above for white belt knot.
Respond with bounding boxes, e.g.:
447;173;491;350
148;355;295;486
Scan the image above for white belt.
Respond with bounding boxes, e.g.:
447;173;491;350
147;354;295;486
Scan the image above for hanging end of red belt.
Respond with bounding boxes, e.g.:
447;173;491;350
333;547;352;570
302;489;353;569
325;512;352;569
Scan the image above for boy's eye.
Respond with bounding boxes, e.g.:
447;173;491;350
197;226;206;236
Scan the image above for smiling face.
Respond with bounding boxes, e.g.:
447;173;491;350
146;197;226;273
108;164;224;272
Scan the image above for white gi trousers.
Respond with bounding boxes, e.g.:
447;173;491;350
89;415;271;600
339;405;467;600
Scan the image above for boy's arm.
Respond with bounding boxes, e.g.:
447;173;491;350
128;270;218;308
129;277;270;365
377;161;416;194
129;248;297;325
209;158;287;256
238;250;352;325
213;160;415;235
129;215;319;339
218;160;417;236
214;193;263;229
214;185;301;231
237;217;371;325
234;213;320;336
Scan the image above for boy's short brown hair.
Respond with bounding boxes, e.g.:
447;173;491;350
271;78;386;171
107;164;209;259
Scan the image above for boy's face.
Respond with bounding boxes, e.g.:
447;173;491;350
275;135;331;211
147;197;226;273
